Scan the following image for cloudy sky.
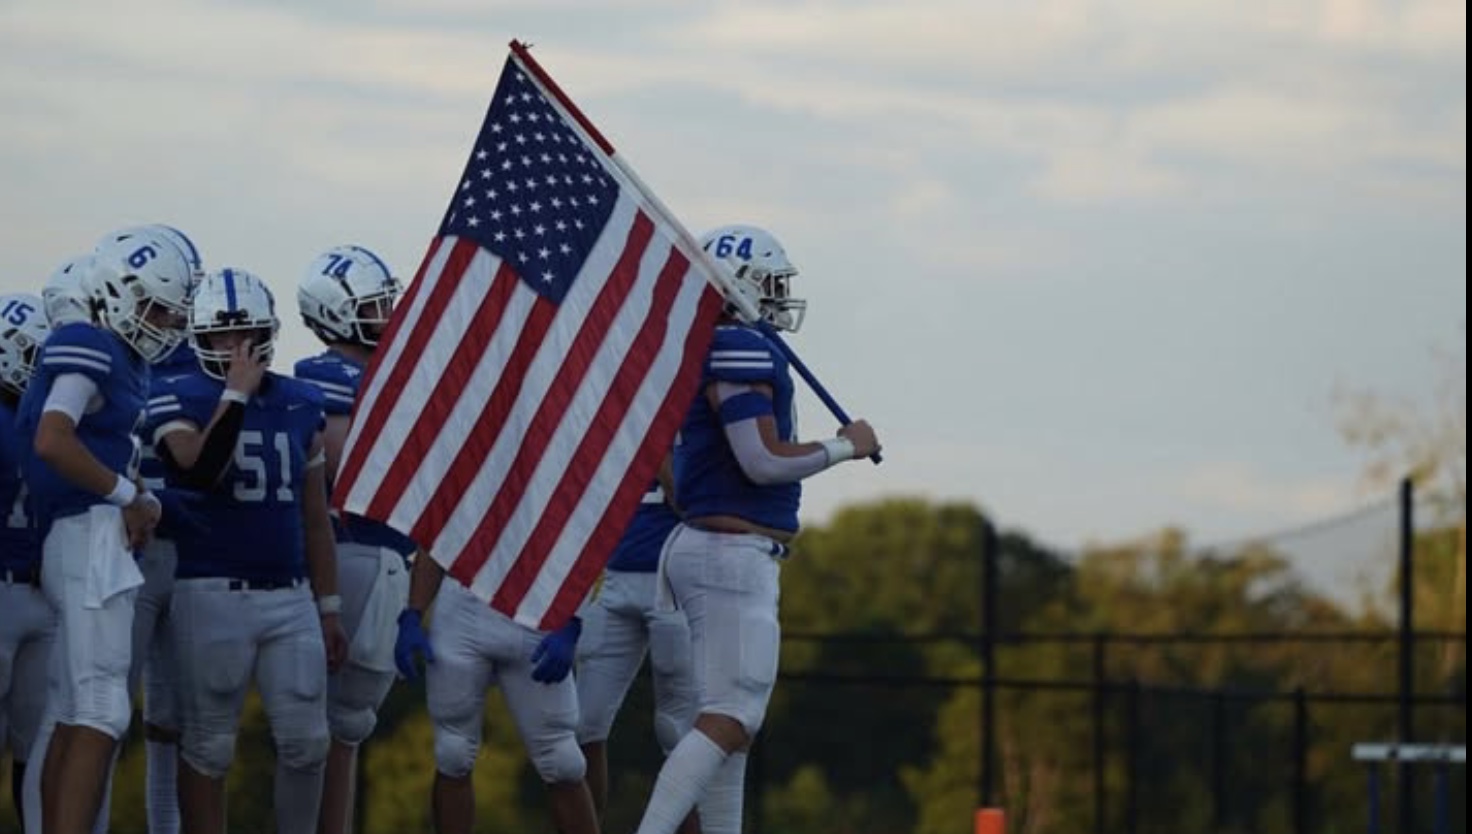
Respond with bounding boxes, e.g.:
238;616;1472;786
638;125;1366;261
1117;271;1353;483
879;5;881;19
1;0;1464;573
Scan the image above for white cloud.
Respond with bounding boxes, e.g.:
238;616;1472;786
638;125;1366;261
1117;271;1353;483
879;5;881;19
1179;461;1358;518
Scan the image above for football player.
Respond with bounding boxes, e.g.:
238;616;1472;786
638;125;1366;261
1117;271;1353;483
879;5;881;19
393;555;601;834
0;293;55;833
149;268;347;834
633;226;880;834
293;244;415;834
110;223;207;834
565;464;701;833
17;232;193;834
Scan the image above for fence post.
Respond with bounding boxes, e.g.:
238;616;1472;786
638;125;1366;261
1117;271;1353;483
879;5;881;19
1092;634;1108;834
1211;690;1226;830
1125;678;1140;834
1398;476;1416;834
980;518;999;809
1292;687;1309;834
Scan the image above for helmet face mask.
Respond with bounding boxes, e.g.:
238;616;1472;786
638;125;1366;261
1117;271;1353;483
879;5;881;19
298;245;402;347
91;234;195;362
0;293;49;397
699;225;807;332
191;268;280;380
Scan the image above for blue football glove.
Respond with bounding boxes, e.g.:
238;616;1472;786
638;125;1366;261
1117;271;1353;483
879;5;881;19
530;617;582;684
395;609;435;682
153;488;211;539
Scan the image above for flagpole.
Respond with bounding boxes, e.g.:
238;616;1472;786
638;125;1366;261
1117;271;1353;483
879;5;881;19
510;40;881;464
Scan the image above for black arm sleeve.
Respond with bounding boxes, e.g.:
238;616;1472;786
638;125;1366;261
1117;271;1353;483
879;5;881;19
159;400;246;491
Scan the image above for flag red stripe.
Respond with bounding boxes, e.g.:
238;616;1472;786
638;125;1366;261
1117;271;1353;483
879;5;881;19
333;238;441;507
336;238;471;505
448;212;656;586
492;245;692;616
539;284;725;628
364;259;519;523
411;293;558;548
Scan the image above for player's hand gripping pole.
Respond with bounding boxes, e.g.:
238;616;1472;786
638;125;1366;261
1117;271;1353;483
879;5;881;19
511;40;881;464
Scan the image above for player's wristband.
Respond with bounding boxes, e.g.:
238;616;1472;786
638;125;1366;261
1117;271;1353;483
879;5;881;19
819;437;857;466
104;475;138;507
317;594;343;616
220;389;250;405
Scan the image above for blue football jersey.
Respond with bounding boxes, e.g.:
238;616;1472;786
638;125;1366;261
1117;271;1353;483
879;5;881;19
17;323;148;527
294;350;416;559
673;324;801;533
139;342;198;491
147;371;325;582
605;481;680;573
0;402;40;572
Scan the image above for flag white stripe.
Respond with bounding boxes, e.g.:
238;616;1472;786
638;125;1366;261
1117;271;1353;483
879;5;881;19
345;245;478;512
340;238;454;510
466;214;675;605
385;254;536;534
515;260;708;624
428;192;641;567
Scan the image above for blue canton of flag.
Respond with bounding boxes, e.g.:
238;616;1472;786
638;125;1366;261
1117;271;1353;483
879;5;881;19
440;65;620;305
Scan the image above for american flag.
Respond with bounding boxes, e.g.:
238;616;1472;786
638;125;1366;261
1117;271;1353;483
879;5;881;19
333;44;724;630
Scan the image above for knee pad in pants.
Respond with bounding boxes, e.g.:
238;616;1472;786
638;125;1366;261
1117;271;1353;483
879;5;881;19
183;730;238;779
529;733;586;785
277;732;330;772
433;727;480;779
71;677;134;740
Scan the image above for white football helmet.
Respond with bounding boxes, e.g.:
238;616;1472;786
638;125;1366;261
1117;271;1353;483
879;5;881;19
91;232;195;362
97;224;206;284
298;245;402;346
191;267;280;380
42;253;99;326
0;292;50;397
699;224;807;332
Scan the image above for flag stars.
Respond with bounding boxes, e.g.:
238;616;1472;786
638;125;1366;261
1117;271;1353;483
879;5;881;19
542;271;555;283
533;223;546;235
530;202;543;214
476;149;489;161
538;247;551;260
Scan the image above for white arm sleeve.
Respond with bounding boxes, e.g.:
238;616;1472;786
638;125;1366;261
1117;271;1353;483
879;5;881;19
42;373;101;424
714;382;832;485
